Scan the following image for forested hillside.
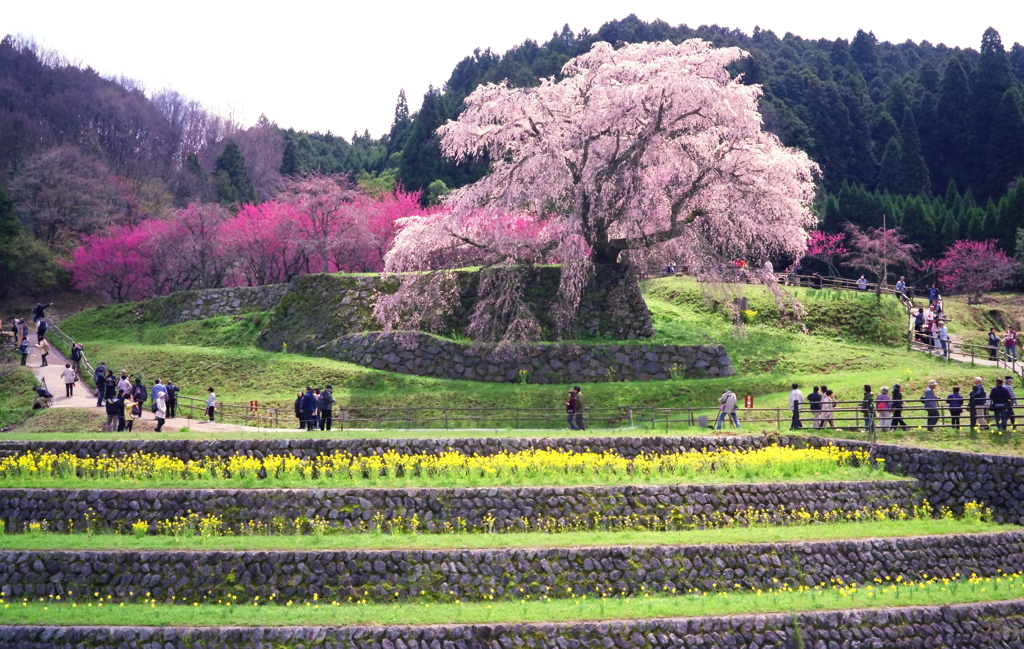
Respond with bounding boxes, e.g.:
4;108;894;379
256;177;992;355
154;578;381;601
2;17;1024;300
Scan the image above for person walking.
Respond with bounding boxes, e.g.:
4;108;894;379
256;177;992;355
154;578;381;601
565;390;578;430
61;363;76;397
822;389;836;428
788;383;804;430
890;384;907;430
969;377;988;431
920;380;939;431
937;321;949;358
876;387;891;431
36;319;47;343
989;378;1012;432
716;389;740;429
946;386;964;431
928;284;940;304
93;362;107;407
151;380;167;412
319;385;335;431
206;387;217;422
70;343;83;379
1005;329;1018;363
806;386;823;428
895;276;907;297
294;392;305;429
155;390;168;432
18;337;29;365
860;385;874;431
165;381;178;418
989;329;1000;361
573;386;586;431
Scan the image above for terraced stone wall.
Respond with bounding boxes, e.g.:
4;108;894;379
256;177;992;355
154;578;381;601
0;481;917;533
1;532;1019;603
5;600;1024;648
144;285;288;324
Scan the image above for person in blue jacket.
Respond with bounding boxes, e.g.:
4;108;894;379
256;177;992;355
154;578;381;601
300;386;318;430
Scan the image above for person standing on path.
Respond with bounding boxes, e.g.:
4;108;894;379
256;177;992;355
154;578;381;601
93;362;107;407
165;381;178;418
890;385;907;430
989;329;1001;361
895;276;907;297
860;385;875;431
103;391;122;431
938;321;949;358
206;387;217;422
18;337;29;365
117;372;131;395
1005;329;1018;363
310;389;322;431
319;385;335;431
822;389;836;428
969;377;988;431
922;381;939;431
946;386;964;431
806;386;823;428
61;363;76;397
876;387;891;431
294;392;304;429
155;390;168;432
36;319;47;343
124;396;140;432
989;378;1012;432
788;383;804;430
70;343;83;379
573;386;586;431
1005;376;1018;429
151;380;167;413
716;389;739;429
913;309;925;343
565;390;578;430
131;377;148;413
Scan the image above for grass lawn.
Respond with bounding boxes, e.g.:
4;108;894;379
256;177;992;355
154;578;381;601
2;572;1022;626
0;350;40;431
0;519;1006;552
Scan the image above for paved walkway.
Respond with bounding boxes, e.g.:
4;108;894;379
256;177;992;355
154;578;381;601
23;340;295;433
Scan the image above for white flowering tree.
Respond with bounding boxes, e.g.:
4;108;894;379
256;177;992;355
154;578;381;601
376;40;818;345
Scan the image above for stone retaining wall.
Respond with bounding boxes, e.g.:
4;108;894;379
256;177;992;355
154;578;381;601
145;285;288;324
4;600;1024;648
1;531;1020;603
0;480;916;533
325;333;732;383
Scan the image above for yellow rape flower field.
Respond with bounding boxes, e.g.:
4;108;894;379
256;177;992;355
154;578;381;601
0;444;889;488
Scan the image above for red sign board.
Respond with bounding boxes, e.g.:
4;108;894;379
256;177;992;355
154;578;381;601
249;400;258;413
744;395;754;408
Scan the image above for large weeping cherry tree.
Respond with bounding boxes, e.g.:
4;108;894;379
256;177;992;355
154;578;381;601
376;40;819;345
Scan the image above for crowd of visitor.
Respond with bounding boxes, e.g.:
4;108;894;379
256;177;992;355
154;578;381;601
293;385;336;430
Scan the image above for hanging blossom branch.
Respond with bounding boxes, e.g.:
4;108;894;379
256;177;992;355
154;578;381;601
377;39;819;344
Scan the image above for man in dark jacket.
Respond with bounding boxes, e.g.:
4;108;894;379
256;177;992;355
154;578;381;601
990;378;1012;432
946;387;964;431
165;381;179;418
573;386;586;431
104;371;117;400
969;378;987;431
94;362;107;406
294;392;304;429
300;386;318;430
319;385;335;431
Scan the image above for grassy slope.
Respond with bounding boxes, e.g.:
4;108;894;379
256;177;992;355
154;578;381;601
46;277;1006;421
938;291;1024;347
0;350;39;430
0;519;1005;552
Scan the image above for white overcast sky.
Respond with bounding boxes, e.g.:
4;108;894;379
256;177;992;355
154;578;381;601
4;0;1021;138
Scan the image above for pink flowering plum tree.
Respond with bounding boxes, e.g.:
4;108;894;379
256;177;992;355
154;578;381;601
376;39;819;344
937;239;1016;304
842;224;920;297
806;230;849;277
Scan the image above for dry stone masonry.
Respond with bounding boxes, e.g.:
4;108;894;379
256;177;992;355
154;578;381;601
1;531;1020;604
145;285;288;324
5;601;1024;648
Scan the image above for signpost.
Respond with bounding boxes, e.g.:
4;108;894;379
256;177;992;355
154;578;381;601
744;395;754;408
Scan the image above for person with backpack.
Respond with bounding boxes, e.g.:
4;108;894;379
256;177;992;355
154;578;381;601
565;390;578;430
70;343;83;379
94;362;107;407
36;319;48;344
716;389;740;429
103;390;123;431
165;381;179;418
946;386;964;431
18;337;29;365
61;363;76;397
318;385;335;431
859;385;875;430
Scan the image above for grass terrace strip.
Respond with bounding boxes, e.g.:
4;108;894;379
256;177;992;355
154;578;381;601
0;519;1004;552
1;573;1024;627
0;445;887;488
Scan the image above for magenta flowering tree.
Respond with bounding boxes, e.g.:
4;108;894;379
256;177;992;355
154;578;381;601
842;224;920;297
937;240;1016;304
376;39;819;344
66;225;153;302
806;231;849;276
